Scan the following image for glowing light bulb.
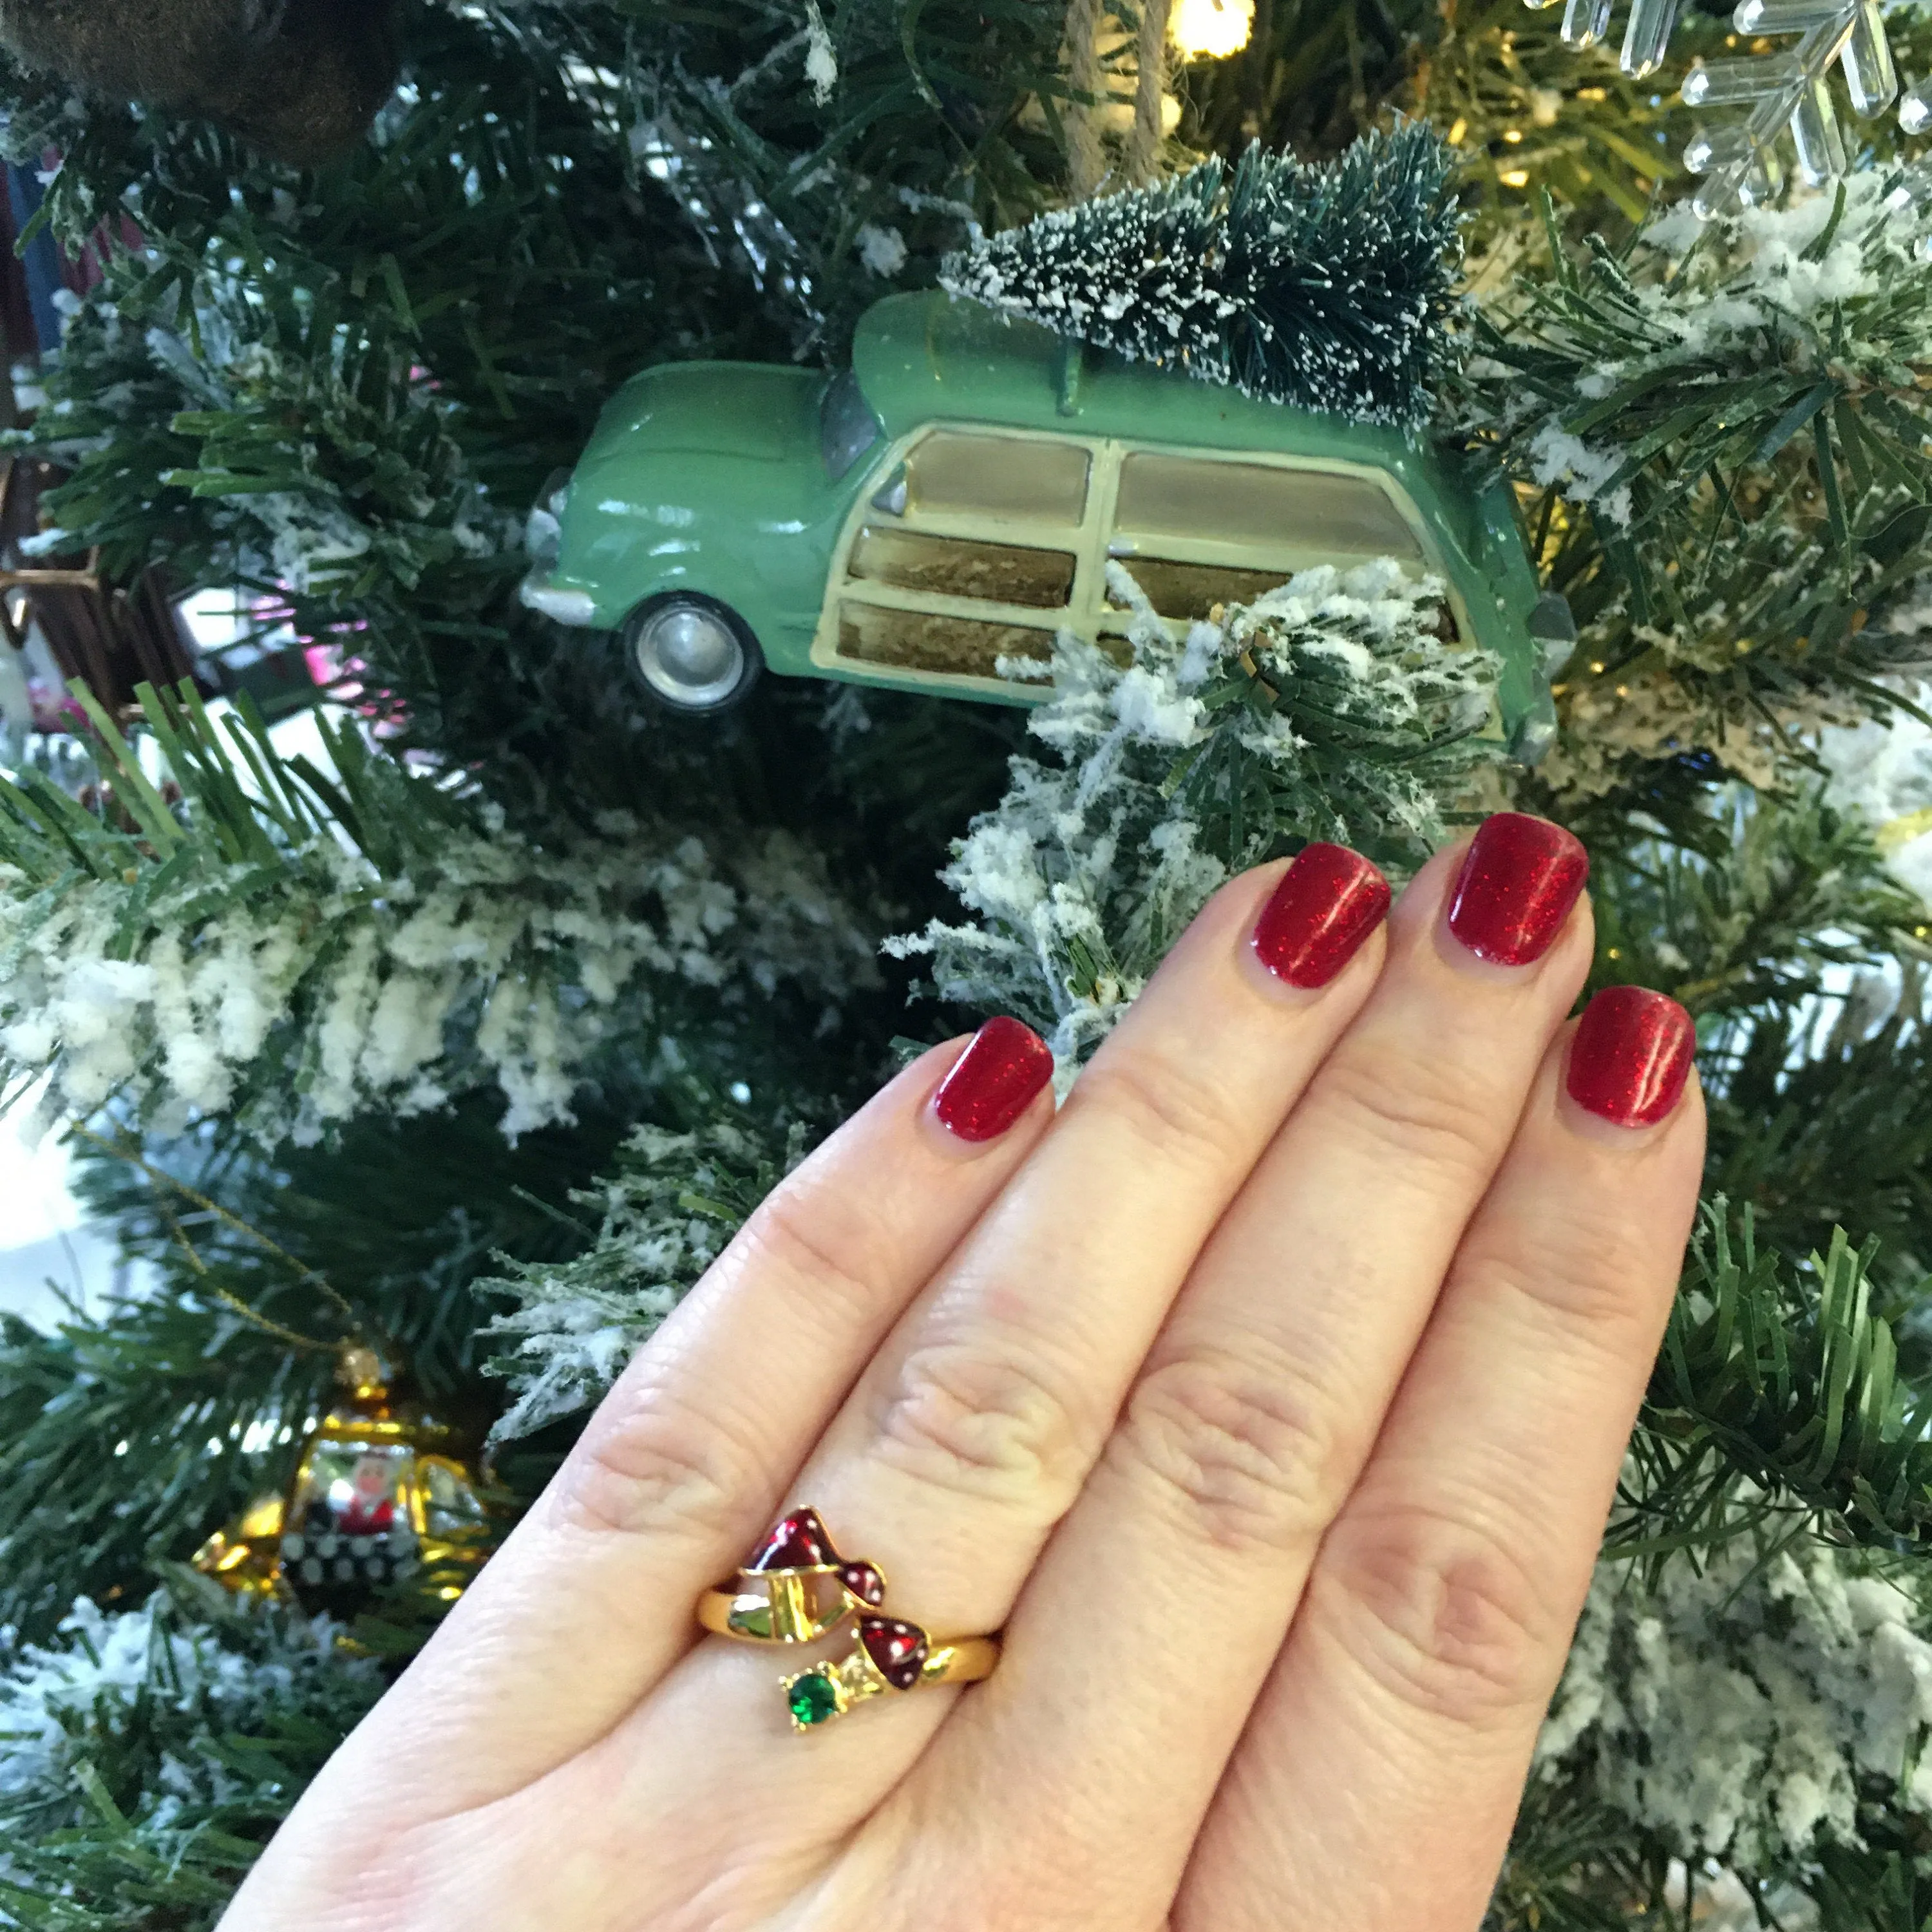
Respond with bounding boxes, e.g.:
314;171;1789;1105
1170;0;1255;58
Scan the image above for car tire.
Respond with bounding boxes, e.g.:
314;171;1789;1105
620;594;763;714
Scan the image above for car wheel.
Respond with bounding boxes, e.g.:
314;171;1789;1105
621;594;762;714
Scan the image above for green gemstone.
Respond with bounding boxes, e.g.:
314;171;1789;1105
788;1671;840;1727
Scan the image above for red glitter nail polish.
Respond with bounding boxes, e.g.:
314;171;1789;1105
1251;844;1391;988
933;1016;1053;1142
1445;812;1589;967
1567;985;1694;1128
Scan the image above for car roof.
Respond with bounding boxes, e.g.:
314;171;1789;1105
851;290;1452;489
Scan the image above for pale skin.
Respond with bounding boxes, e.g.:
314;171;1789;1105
223;828;1704;1932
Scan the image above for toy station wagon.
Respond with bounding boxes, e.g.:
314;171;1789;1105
520;290;1555;737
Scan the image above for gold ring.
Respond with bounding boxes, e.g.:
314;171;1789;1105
695;1507;1001;1732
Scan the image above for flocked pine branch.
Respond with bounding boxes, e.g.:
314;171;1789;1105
0;679;880;1141
887;560;1501;1066
1519;1536;1932;1926
0;1589;382;1930
940;120;1464;425
479;1103;811;1443
1470;177;1932;587
1463;177;1932;796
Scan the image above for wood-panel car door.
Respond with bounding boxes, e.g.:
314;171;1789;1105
812;425;1106;694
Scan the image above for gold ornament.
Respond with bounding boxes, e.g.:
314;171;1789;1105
66;1130;494;1620
194;1343;489;1616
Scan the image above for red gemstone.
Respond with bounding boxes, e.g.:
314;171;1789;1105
858;1616;929;1690
742;1508;837;1573
838;1561;887;1607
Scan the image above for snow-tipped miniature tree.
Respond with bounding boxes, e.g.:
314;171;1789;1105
940;122;1462;422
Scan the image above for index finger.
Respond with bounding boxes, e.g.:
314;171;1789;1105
304;1028;1055;1819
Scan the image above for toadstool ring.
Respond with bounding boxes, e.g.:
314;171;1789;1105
694;1506;1001;1732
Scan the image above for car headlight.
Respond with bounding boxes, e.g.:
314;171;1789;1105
524;468;573;570
526;506;562;569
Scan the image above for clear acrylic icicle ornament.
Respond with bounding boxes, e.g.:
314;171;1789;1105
1521;0;1920;218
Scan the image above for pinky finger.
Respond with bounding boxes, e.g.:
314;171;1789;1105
1182;989;1704;1932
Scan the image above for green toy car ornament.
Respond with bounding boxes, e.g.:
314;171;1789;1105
520;290;1565;754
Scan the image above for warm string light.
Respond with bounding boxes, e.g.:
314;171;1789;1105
1170;0;1255;59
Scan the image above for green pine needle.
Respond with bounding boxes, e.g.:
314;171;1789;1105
1625;1200;1932;1563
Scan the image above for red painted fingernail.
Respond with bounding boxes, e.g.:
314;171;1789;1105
1567;986;1694;1128
1251;844;1391;988
933;1017;1053;1141
1445;813;1589;967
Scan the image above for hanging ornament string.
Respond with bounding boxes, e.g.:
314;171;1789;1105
1132;0;1173;185
67;1123;379;1359
1063;0;1107;198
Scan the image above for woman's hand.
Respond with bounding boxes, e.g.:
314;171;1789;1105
223;813;1703;1932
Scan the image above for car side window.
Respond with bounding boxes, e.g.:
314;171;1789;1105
1108;453;1427;622
905;431;1090;526
848;528;1075;608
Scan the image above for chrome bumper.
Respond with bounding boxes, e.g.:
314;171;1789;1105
519;578;600;627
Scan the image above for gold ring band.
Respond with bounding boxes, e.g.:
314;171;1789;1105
695;1506;1001;1732
913;1636;1000;1685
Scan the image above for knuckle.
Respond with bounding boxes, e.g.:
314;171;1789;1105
554;1379;763;1543
1457;1226;1660;1354
869;1334;1090;1509
1318;1041;1504;1188
1314;1496;1566;1728
1070;1048;1251;1175
1110;1343;1350;1554
734;1184;896;1332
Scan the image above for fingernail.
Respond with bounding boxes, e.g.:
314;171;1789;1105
1251;844;1391;988
1567;986;1694;1128
933;1016;1054;1141
1445;813;1589;967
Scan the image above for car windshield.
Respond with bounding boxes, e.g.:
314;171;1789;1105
820;368;882;480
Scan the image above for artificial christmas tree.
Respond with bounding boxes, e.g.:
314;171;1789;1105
3;3;1932;1926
